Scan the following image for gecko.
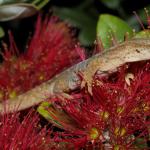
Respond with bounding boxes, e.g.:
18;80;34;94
1;38;150;114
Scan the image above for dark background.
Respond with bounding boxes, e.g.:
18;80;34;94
0;0;150;51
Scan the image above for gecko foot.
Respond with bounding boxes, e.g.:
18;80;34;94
81;73;93;95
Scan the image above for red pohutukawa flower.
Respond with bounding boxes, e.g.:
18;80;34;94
0;14;150;149
0;15;83;149
0;110;53;150
0;16;82;101
41;61;150;149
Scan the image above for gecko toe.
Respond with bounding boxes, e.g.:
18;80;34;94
81;79;93;95
56;93;73;102
80;73;94;95
87;84;93;95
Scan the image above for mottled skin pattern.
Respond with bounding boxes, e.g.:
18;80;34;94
1;38;150;113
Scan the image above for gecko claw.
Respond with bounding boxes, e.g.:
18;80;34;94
57;93;73;101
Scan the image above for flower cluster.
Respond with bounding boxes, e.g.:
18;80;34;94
0;14;149;149
0;16;82;149
44;61;150;149
0;16;82;101
0;110;54;149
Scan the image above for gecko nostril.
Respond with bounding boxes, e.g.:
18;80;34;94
136;49;140;53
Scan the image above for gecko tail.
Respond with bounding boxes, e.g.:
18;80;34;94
0;101;21;114
0;85;49;114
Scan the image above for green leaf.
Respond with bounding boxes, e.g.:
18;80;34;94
37;102;63;128
0;26;4;38
37;101;78;130
97;14;133;49
134;138;148;149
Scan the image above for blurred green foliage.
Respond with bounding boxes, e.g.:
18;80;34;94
0;0;49;38
37;101;63;128
0;26;4;38
53;0;98;46
53;0;150;46
0;0;150;46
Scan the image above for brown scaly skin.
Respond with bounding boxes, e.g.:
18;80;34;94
1;38;150;114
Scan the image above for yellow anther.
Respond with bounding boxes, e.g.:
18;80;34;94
132;107;139;112
144;105;149;112
100;111;109;120
114;127;119;136
116;106;124;114
20;61;30;70
39;75;44;81
9;90;17;99
114;145;125;150
120;127;126;136
114;127;126;137
114;145;120;150
142;103;149;112
89;127;99;140
0;90;4;100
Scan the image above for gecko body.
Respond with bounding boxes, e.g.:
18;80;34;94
1;38;150;113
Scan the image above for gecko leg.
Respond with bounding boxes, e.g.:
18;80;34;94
81;70;94;95
80;59;101;95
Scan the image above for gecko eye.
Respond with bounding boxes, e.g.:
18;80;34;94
69;73;81;90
